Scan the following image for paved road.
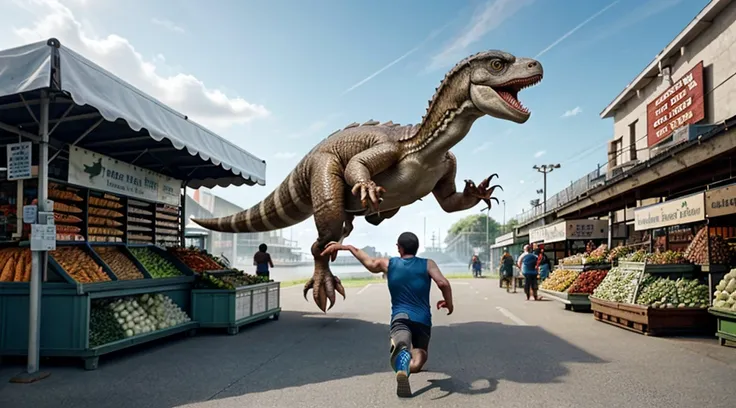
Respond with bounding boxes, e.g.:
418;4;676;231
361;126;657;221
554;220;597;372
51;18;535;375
1;278;735;408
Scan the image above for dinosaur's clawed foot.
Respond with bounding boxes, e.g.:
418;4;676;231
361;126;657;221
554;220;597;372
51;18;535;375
351;180;386;211
464;173;503;210
303;269;346;312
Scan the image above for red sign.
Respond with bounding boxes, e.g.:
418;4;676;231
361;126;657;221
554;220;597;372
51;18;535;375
646;61;705;147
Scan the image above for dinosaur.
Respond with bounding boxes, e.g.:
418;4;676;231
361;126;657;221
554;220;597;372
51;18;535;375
192;50;543;312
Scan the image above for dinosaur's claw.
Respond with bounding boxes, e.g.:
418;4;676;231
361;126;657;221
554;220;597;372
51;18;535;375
352;180;386;211
464;174;502;209
304;268;345;313
491;197;500;205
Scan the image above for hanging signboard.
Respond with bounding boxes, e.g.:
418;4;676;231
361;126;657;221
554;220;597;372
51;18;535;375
543;222;567;243
706;183;736;218
495;232;514;244
68;146;181;206
634;192;705;231
529;226;545;243
566;219;609;240
646;61;705;148
6;142;32;180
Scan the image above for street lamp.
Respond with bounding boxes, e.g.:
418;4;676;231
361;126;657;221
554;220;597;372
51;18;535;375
481;206;490;269
502;199;506;233
533;164;561;214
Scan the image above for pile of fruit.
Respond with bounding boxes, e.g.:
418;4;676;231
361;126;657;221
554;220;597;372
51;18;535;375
713;269;736;312
168;247;224;272
91;293;192;341
591;267;640;303
567;270;608;294
684;228;733;265
540;269;579;292
607;246;634;264
93;247;145;280
195;272;271;290
129;248;182;278
559;254;585;266
50;246;111;283
0;247;31;282
622;249;688;265
635;275;709;308
585;244;609;264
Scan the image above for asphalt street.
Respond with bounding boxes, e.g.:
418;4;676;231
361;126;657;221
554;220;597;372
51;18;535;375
1;278;735;408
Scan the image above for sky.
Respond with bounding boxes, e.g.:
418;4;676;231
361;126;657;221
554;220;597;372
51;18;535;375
0;0;712;254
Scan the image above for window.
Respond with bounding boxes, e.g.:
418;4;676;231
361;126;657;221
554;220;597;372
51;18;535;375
612;137;623;167
629;120;638;161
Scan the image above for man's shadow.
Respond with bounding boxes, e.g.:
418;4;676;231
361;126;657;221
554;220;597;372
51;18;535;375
411;373;499;400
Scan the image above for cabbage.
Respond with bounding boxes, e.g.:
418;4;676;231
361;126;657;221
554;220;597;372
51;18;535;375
726;279;736;294
715;300;727;308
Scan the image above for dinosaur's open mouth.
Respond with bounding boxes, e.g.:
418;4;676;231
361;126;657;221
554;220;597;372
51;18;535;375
493;75;542;114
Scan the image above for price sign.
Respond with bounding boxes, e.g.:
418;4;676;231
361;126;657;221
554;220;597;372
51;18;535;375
30;224;56;251
23;205;38;224
6;142;32;180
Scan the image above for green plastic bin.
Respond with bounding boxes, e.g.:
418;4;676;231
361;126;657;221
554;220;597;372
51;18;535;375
191;282;281;335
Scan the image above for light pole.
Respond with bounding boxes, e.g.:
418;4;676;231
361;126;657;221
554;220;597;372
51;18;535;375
481;206;490;273
502;199;506;233
533;164;561;214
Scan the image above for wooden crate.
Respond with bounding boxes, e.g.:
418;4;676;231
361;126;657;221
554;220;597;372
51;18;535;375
590;297;714;336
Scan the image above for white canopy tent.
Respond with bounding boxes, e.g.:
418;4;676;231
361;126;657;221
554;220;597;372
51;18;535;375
0;38;267;381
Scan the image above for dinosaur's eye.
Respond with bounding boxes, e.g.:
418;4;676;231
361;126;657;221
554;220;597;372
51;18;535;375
490;59;504;71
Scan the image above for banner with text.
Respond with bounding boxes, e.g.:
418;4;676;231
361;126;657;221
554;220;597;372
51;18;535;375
68;146;182;206
566;219;609;240
634;192;705;231
646;61;705;148
529;226;545;243
706;183;736;218
543;222;567;244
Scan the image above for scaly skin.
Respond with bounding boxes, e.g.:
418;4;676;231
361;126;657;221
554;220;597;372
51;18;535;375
193;50;543;312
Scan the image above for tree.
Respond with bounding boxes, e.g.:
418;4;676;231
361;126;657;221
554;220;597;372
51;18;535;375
445;214;502;247
503;218;519;233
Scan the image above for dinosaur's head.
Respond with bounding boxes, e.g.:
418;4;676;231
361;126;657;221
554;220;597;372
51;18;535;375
463;50;543;124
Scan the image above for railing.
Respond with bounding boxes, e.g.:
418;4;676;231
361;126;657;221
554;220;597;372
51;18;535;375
514;164;605;225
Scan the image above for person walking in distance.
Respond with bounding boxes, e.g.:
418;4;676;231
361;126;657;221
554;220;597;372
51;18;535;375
520;246;542;301
253;243;274;279
500;248;516;293
321;232;454;398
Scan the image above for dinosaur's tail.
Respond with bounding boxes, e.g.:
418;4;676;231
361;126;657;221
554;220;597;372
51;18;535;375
192;168;313;233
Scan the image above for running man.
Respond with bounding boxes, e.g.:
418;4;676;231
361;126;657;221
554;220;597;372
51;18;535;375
321;232;453;398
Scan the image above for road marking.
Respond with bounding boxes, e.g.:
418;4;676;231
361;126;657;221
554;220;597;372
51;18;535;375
496;306;528;326
357;284;374;295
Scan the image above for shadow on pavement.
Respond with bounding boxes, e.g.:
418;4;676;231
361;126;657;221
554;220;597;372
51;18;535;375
0;310;606;407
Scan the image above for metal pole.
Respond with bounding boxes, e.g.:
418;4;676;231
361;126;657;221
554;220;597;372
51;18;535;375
502;200;506;233
485;207;490;270
543;171;547;214
15;91;51;383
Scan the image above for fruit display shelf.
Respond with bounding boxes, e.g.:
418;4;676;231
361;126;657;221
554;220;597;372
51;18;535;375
590;296;714;336
617;261;699;278
191;277;281;335
555;263;612;272
0;282;197;370
708;307;736;347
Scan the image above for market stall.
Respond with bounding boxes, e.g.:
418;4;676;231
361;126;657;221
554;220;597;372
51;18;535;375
490;231;525;288
539;268;608;312
0;39;278;374
529;219;611;267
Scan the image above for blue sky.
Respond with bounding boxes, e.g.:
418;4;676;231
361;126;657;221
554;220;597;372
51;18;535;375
0;0;711;254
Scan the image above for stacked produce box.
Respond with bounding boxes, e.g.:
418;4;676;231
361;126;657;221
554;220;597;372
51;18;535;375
47;183;85;241
709;270;736;347
127;199;154;245
0;247;31;282
128;247;185;279
88;193;125;243
684;227;735;265
50;246;113;283
155;204;180;247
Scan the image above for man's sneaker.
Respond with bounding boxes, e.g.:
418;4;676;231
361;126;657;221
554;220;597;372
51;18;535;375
393;349;412;398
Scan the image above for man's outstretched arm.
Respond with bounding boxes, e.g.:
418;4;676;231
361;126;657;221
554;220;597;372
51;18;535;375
320;243;389;273
427;259;453;314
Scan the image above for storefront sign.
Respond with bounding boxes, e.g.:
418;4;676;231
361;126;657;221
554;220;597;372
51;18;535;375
706;183;736;218
529;226;545;243
544;222;567;243
566;219;609;240
495;232;514;244
646;61;705;147
68;147;182;206
634;192;705;231
6;142;32;180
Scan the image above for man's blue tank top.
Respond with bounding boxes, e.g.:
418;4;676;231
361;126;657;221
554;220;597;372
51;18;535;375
387;256;432;327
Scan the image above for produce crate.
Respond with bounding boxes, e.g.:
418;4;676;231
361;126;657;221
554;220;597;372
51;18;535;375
590;297;714;336
561;264;612;272
127;244;196;282
90;244;153;280
618;261;698;277
48;242;118;284
0;282;196;370
708;307;736;347
538;289;591;312
191;282;281;335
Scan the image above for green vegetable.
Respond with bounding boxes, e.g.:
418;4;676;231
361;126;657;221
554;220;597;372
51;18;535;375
713;269;736;310
89;300;126;347
129;248;182;278
591;267;639;303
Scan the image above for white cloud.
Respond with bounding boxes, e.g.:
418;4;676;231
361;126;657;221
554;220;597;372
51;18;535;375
273;152;297;160
562;106;583;118
472;141;493;154
428;0;535;71
9;0;269;130
534;0;620;58
151;18;185;34
534;150;546;158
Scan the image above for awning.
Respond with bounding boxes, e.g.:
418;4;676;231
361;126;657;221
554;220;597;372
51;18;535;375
0;39;266;188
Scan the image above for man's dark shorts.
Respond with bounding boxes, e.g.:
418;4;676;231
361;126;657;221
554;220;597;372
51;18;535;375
389;313;432;351
524;274;539;292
